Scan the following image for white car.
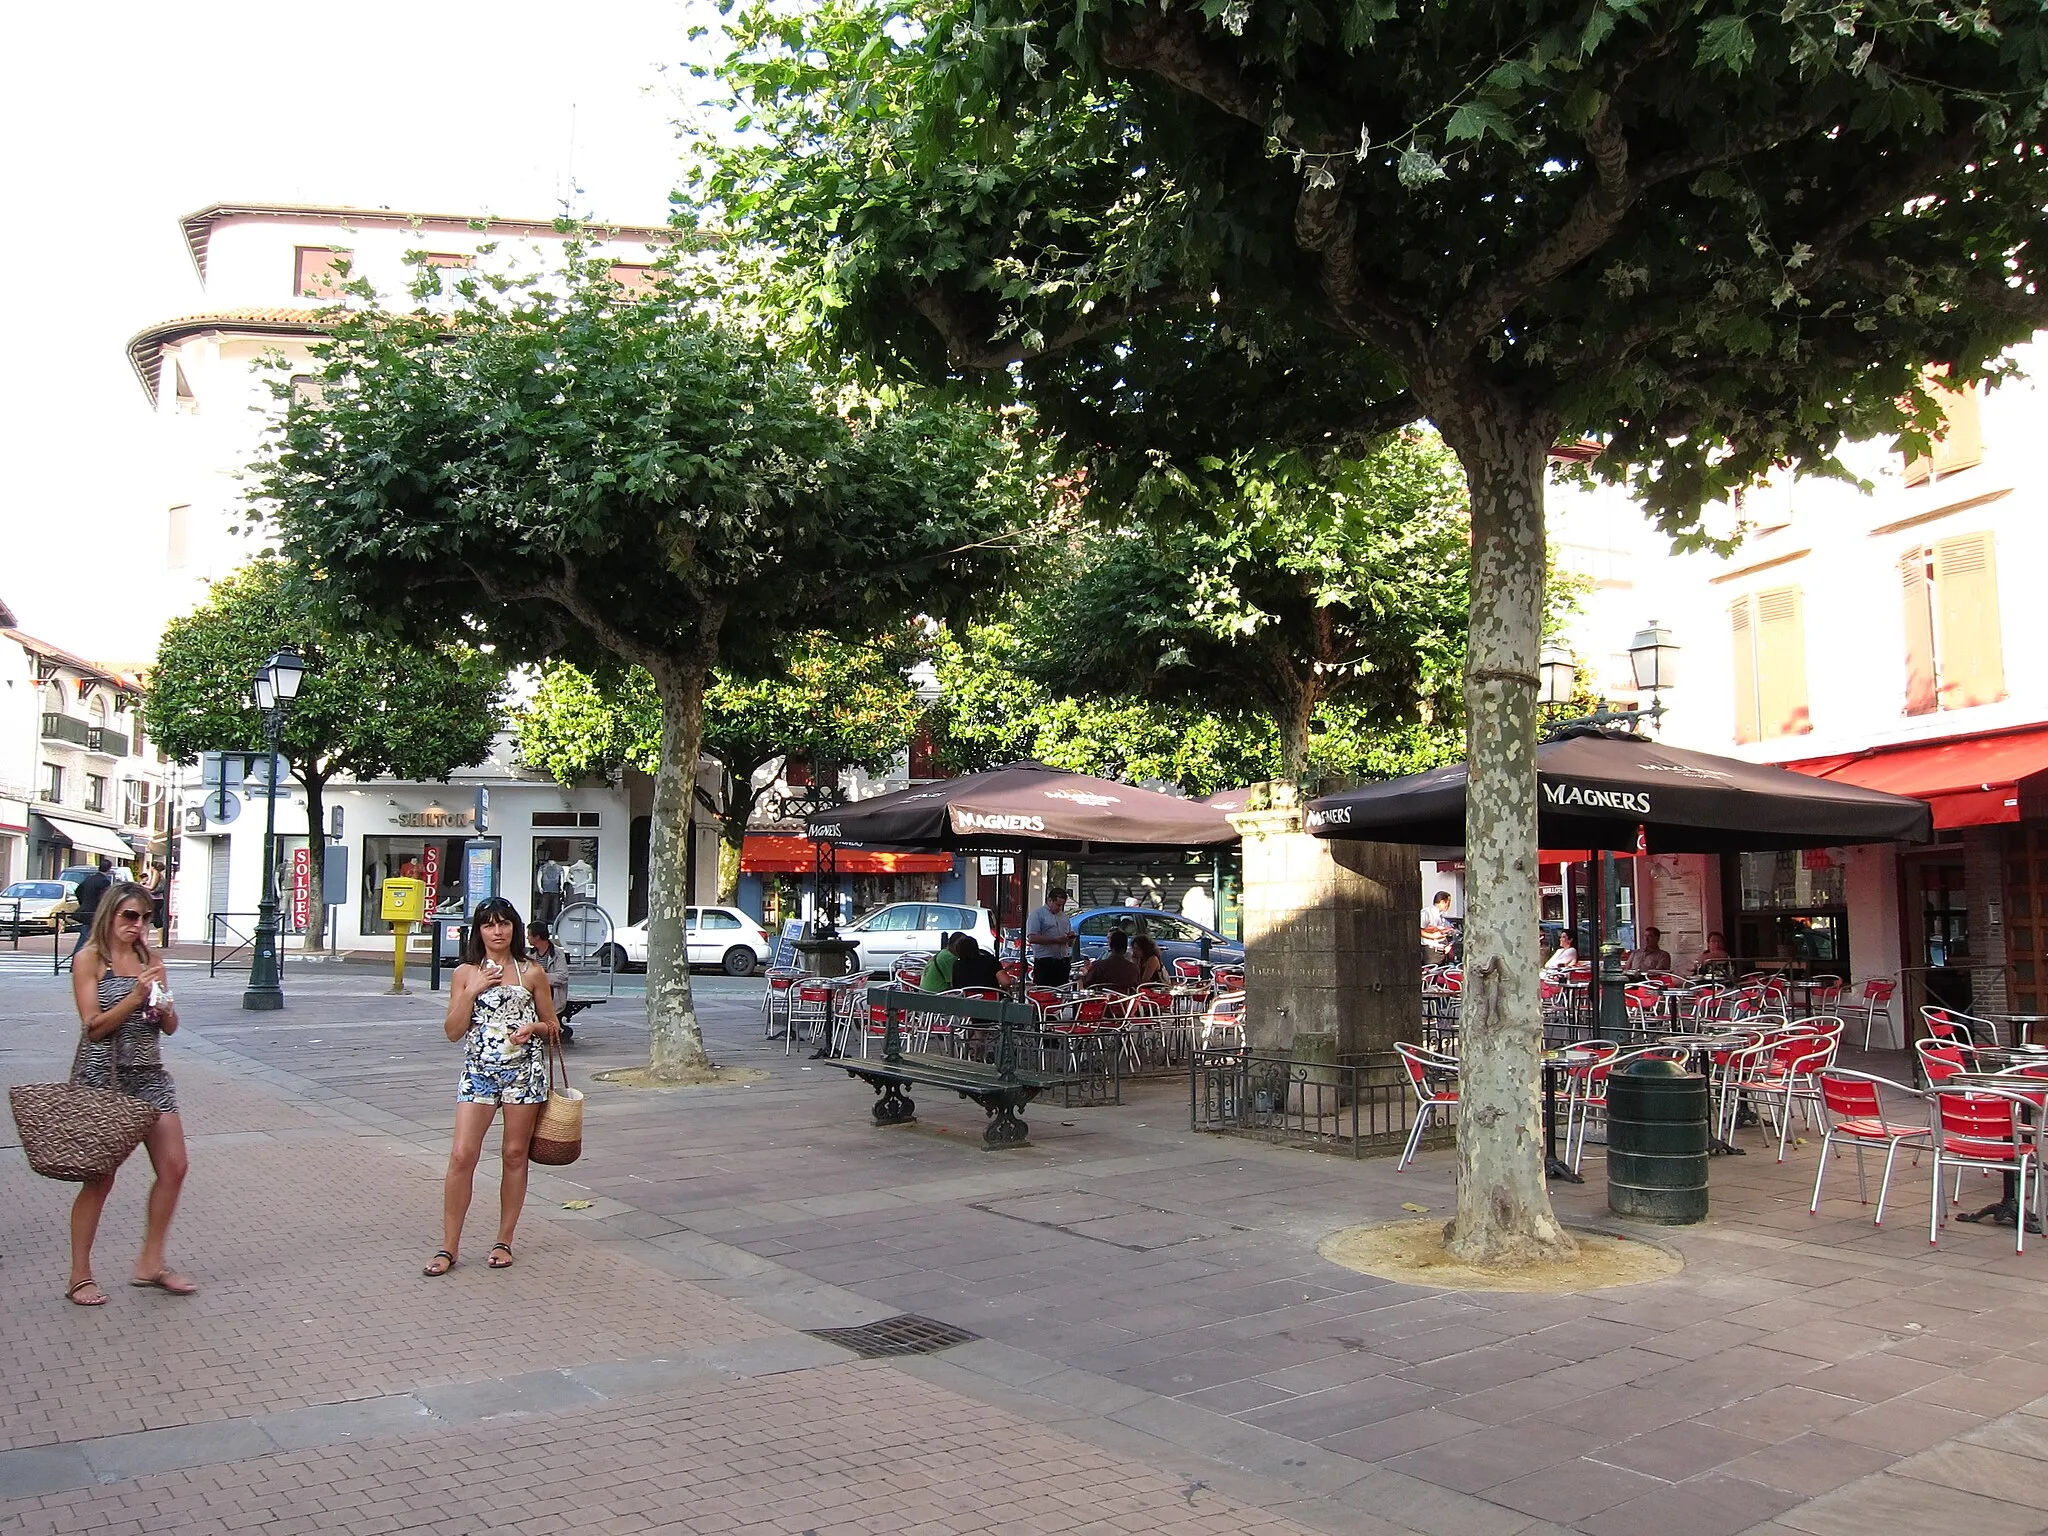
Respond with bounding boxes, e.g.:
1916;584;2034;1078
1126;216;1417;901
843;901;997;972
599;906;773;977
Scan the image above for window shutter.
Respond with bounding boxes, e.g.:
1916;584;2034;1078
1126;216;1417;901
1933;532;2006;708
1930;381;1984;476
1900;549;1938;715
1730;599;1759;745
1755;586;1812;738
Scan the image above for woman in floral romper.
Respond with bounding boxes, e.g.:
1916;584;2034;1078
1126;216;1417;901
424;897;561;1276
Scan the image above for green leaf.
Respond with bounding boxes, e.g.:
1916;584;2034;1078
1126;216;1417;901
1697;15;1755;73
1396;145;1449;186
1445;100;1517;144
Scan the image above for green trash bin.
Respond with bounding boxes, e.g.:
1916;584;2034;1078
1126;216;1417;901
1606;1057;1710;1224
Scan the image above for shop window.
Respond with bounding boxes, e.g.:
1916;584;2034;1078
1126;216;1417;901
532;811;601;828
294;245;352;298
1733;849;1848;971
1902;373;1983;486
1899;533;2005;715
361;835;470;935
1729;585;1811;744
531;837;599;924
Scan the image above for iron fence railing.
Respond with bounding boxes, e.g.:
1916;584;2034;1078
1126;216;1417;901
1188;1047;1433;1159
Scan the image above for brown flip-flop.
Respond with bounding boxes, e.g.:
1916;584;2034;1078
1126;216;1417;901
422;1249;456;1277
487;1243;514;1269
66;1278;107;1307
131;1269;198;1296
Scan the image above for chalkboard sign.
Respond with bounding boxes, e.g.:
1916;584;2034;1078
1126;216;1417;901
772;919;805;969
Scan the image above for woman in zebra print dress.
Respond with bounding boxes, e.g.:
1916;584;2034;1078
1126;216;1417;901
63;882;195;1305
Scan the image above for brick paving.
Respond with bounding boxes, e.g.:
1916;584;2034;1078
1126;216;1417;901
4;961;2047;1533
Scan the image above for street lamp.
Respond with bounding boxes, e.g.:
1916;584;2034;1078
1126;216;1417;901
1537;647;1577;708
243;646;307;1011
1542;623;1680;739
1628;620;1680;710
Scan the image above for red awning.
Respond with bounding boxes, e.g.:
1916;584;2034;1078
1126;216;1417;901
740;834;954;875
1784;726;2048;829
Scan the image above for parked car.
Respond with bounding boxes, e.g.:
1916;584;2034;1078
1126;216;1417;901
598;906;774;976
0;880;79;935
1070;907;1244;968
843;901;997;973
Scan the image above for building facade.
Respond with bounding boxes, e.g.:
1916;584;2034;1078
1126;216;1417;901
0;614;175;888
1546;335;2048;1040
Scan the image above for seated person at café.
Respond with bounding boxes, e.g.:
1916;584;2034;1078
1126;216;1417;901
950;934;1003;990
919;934;961;992
1130;933;1167;986
1083;930;1143;992
1421;891;1455;934
1625;927;1673;973
1693;931;1733;976
1541;935;1580;974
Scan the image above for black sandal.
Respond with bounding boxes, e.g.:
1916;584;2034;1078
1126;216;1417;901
422;1250;456;1277
487;1243;514;1269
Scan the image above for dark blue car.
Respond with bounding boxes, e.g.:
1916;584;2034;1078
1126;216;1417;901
1069;907;1244;968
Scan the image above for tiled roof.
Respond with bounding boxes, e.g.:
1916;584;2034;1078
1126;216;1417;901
2;630;142;691
125;308;332;403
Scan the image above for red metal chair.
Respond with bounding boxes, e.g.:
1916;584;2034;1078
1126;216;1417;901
1840;978;1899;1050
1741;1032;1839;1162
1395;1043;1460;1171
1916;1037;1978;1088
1807;1069;1929;1225
1928;1085;2042;1254
1560;1042;1620;1173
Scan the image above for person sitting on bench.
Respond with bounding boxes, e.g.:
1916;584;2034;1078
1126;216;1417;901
528;922;570;1017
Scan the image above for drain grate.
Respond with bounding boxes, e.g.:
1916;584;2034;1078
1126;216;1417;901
806;1314;981;1358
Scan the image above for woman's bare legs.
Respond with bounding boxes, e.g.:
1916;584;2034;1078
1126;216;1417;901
68;1170;118;1301
493;1103;541;1260
439;1102;499;1265
132;1113;192;1288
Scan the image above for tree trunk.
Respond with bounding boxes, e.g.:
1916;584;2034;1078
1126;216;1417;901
716;778;764;905
646;663;716;1078
1433;404;1575;1267
1276;679;1316;785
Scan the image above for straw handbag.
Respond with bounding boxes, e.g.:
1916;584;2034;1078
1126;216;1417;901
529;1031;583;1166
10;1039;160;1182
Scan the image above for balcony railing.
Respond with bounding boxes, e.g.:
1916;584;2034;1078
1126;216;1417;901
40;713;89;747
86;727;129;757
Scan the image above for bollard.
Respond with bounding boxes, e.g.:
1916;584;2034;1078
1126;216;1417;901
1606;1057;1710;1224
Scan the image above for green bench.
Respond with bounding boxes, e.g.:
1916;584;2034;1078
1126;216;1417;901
839;988;1082;1148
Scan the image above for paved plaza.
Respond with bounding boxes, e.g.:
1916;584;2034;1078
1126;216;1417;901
2;955;2046;1535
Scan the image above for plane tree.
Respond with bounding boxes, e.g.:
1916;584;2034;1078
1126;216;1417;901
704;0;2048;1259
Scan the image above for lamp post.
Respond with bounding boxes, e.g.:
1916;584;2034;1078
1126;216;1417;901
243;647;307;1011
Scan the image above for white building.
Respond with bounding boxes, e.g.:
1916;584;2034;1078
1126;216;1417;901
120;201;725;951
1545;338;2048;1039
0;605;176;888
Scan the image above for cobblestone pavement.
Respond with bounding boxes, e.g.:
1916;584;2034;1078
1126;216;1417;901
2;961;2045;1534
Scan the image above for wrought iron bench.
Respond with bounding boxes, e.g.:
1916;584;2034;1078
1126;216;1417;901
839;988;1082;1148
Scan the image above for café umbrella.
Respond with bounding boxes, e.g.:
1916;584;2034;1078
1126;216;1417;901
1304;728;1933;854
806;764;1236;991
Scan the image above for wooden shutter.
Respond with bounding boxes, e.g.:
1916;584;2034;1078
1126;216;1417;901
1931;381;1984;475
1730;599;1759;745
1900;549;1938;715
1933;532;2006;708
1755;586;1812;738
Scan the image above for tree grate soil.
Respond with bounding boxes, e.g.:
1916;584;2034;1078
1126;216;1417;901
805;1314;982;1358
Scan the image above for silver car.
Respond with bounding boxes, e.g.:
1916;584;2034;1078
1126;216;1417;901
0;880;78;935
843;901;996;972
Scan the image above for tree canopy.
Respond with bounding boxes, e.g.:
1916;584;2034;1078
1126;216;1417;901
1023;431;1472;779
701;0;2048;1259
258;268;1037;1077
144;557;506;936
518;630;930;899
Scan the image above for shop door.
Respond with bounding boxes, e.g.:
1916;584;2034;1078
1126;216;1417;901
208;838;231;923
2004;825;2048;1014
1906;856;1971;1015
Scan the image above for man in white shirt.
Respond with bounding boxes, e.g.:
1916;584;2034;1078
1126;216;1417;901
1180;882;1216;930
1025;891;1077;985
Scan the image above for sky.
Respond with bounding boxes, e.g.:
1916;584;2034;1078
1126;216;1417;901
0;0;711;659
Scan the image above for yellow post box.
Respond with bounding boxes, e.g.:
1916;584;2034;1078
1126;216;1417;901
380;878;427;994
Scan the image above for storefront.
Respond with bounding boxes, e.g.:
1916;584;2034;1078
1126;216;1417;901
174;774;642;954
734;834;961;926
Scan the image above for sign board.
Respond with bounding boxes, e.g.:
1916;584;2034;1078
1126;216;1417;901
322;845;350;906
288;846;312;933
772;918;805;969
421;843;442;913
462;840;498;917
474;788;490;834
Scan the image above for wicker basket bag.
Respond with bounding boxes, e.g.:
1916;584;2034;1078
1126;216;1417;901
529;1031;583;1166
10;1038;160;1182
